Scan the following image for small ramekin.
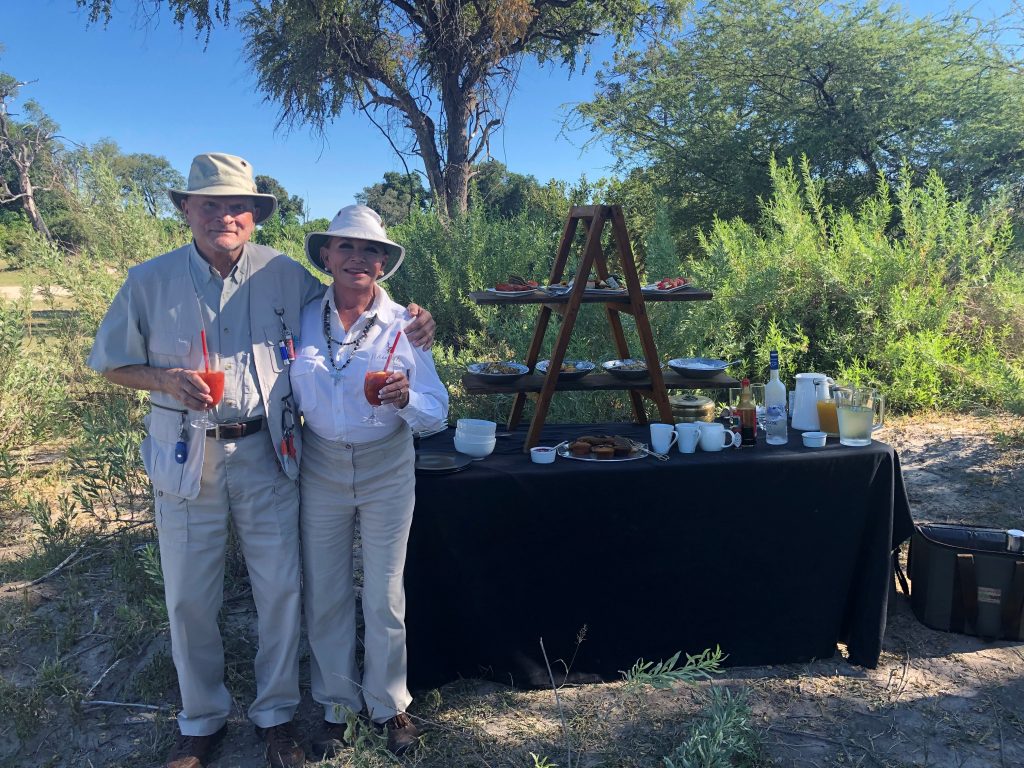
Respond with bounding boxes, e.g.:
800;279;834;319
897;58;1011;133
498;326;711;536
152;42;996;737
530;446;557;464
802;431;828;448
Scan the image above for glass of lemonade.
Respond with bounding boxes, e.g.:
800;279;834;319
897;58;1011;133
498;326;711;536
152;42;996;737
834;386;885;447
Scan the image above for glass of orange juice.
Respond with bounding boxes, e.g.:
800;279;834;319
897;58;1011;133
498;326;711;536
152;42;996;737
816;398;839;435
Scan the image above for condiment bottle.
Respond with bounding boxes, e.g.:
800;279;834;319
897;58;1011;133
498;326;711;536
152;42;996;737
737;378;758;447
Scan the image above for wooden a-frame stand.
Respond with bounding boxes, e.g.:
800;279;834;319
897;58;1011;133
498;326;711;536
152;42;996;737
509;205;674;449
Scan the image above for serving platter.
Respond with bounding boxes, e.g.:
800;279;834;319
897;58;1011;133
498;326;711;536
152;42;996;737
554;440;648;462
466;361;530;383
485;287;539;297
415;451;473;474
601;358;652;381
535;359;596;381
641;282;693;294
667;356;733;379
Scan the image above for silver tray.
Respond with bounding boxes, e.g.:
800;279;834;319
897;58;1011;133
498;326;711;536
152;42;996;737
554;440;648;462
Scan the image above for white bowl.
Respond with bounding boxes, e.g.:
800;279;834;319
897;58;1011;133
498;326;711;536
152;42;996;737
454;435;496;458
454;432;496;446
454;428;497;440
456;418;497;436
802;431;827;448
530;446;557;464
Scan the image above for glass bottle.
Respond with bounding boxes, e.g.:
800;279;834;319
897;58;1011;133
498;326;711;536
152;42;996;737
765;350;789;445
737;377;758;447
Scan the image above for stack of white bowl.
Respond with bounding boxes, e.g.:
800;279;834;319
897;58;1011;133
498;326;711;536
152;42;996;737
454;419;497;459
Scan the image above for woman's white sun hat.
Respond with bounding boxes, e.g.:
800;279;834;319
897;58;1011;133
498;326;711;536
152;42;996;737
305;205;406;281
168;152;278;224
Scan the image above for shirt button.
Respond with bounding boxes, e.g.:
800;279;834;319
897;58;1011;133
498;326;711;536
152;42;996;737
223;328;230;334
345;443;352;449
157;491;164;497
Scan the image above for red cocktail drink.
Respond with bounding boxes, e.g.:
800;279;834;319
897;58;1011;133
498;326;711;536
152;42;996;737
364;371;390;407
199;370;225;406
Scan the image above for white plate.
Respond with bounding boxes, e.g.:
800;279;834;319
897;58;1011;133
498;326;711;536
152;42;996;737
549;282;627;296
554;440;648;462
485;287;538;296
413;420;448;440
641;282;692;294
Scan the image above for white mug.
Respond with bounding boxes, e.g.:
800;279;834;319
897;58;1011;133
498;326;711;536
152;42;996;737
698;422;742;452
675;422;701;454
650;423;678;454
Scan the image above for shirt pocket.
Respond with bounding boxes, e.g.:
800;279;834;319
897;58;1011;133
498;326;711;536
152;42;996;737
148;335;193;369
289;356;320;414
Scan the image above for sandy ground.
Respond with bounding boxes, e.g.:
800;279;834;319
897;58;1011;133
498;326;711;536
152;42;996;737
1;412;1022;767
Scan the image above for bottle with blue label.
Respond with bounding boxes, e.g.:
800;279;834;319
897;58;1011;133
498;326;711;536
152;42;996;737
765;350;789;445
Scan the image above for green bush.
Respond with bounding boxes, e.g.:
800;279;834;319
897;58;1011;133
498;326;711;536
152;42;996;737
656;158;1024;413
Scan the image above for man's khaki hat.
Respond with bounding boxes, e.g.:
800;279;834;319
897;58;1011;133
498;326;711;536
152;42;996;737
169;153;278;224
305;205;406;281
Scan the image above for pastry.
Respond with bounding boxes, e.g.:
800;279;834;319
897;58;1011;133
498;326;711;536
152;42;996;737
592;445;615;459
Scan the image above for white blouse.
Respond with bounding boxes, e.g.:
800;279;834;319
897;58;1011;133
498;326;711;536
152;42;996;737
291;286;448;443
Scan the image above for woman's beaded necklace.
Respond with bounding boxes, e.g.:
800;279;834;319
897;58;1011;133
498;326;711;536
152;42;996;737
323;302;375;380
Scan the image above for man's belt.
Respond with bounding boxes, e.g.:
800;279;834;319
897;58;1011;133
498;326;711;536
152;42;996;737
207;418;265;440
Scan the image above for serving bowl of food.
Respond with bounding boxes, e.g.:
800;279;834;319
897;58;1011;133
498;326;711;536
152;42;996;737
667;357;734;380
466;361;530;383
535;359;595;381
601;358;652;381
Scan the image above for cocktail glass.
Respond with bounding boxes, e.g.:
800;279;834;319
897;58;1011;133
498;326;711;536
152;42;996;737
363;369;391;427
190;356;225;429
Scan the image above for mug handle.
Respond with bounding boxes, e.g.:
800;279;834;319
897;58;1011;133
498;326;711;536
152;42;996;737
667;431;678;450
725;430;741;449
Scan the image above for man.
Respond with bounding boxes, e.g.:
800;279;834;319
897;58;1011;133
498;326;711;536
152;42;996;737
87;153;435;768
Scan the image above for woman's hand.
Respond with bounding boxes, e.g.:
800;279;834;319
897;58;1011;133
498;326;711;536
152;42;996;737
404;303;436;350
378;370;411;409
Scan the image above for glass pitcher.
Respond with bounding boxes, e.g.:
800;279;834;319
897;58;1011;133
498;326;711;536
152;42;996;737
833;386;885;447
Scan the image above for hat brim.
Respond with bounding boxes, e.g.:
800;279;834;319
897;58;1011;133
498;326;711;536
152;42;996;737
305;231;405;282
169;187;278;225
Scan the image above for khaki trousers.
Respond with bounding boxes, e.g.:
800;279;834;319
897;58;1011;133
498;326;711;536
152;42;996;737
300;425;415;723
155;431;302;736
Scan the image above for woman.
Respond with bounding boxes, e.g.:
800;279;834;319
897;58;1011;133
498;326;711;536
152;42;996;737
290;205;448;757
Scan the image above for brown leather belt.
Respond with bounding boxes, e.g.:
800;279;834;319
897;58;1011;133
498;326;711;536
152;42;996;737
206;418;265;440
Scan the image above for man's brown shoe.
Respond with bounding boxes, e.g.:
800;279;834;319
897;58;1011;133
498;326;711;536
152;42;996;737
310;719;351;759
382;712;420;756
165;724;227;768
257;720;306;768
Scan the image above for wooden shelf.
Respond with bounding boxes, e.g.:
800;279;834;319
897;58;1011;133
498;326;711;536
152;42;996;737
468;288;713;305
462;370;740;394
463;205;718;450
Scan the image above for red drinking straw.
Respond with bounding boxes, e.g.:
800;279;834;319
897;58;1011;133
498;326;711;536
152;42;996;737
383;330;402;372
200;330;211;373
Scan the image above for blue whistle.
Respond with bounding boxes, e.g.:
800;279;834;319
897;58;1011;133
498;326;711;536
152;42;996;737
174;440;188;464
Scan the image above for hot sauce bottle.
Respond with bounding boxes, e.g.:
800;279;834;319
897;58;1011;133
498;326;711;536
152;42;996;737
737;377;758;447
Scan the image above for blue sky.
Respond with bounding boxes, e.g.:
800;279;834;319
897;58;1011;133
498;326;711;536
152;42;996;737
1;0;1016;220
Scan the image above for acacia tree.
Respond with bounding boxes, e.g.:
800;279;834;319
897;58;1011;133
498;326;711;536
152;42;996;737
0;73;61;241
78;0;685;217
576;0;1024;234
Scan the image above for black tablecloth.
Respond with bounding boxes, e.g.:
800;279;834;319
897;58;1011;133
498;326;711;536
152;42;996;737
404;422;913;690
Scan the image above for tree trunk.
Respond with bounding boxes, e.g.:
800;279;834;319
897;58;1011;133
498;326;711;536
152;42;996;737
16;167;52;242
441;75;473;217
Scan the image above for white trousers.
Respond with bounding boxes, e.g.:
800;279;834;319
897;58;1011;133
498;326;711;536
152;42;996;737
154;431;302;736
300;424;415;724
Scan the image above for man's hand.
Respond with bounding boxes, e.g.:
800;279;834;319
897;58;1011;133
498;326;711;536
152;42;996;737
162;368;216;411
404;303;436;350
103;365;214;411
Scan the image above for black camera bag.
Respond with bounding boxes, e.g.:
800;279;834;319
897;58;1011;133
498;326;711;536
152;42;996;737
900;523;1024;640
